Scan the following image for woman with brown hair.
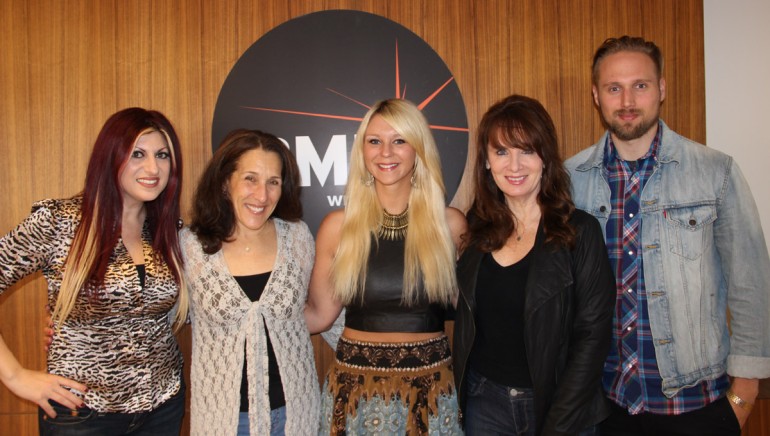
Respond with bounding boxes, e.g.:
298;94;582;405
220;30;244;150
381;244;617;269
453;95;615;435
181;129;318;435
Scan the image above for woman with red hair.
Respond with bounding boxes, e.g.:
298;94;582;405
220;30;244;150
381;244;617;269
0;108;188;435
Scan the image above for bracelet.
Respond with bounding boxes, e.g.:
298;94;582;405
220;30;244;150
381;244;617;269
726;390;753;412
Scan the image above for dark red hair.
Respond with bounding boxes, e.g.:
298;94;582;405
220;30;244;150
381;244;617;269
74;108;183;287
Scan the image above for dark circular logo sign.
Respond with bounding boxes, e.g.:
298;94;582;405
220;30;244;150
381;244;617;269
212;10;468;235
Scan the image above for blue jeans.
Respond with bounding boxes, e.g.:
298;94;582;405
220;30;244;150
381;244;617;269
38;383;185;436
464;368;599;436
465;368;536;436
237;407;286;436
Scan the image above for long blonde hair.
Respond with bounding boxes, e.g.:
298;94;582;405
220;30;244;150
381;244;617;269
331;99;458;305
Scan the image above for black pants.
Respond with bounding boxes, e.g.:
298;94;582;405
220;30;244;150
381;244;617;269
600;396;741;436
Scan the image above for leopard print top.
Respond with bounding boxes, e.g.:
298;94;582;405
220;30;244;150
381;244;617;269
0;197;182;413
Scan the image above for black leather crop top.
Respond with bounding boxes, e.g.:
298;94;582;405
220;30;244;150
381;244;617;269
344;236;446;333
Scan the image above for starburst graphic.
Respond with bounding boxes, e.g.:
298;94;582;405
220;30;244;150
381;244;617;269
212;10;469;235
240;41;469;133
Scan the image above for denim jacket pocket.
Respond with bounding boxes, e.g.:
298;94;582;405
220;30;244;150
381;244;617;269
664;204;717;260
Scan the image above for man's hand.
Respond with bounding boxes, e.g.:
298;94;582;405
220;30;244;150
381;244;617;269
728;377;759;428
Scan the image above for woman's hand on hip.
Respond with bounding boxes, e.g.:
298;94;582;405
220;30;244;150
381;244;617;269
4;368;88;418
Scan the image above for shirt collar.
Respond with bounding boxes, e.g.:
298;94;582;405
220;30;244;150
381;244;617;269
603;121;662;167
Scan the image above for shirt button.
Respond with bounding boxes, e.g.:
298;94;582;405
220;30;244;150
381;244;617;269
629;213;635;218
628;250;634;256
626;326;632;332
509;388;519;396
627;288;634;293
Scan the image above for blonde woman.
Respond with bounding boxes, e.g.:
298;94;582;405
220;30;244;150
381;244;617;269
305;98;466;434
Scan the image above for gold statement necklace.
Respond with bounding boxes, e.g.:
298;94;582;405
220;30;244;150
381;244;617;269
378;207;409;240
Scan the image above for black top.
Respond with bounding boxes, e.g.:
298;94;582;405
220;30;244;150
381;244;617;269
345;236;446;332
135;264;146;288
234;272;285;411
469;250;533;388
454;210;616;434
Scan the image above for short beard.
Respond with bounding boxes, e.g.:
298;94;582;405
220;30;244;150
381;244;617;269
606;109;659;142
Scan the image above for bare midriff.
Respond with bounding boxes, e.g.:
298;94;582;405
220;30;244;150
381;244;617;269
341;327;443;343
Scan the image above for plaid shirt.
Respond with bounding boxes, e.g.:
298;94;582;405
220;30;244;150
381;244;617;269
601;124;728;415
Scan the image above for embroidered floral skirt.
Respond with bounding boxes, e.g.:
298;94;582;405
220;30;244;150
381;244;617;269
320;335;463;435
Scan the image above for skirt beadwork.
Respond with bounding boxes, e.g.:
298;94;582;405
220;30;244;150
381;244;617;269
320;335;463;435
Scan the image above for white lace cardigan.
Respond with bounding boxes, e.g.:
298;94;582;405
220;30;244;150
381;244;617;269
180;219;320;435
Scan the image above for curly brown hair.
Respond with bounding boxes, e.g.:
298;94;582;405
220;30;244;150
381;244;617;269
190;129;303;254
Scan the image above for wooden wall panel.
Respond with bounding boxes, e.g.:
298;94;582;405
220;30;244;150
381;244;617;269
4;1;763;435
744;399;770;436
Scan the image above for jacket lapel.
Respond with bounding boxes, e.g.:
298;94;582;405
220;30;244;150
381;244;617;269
524;225;573;319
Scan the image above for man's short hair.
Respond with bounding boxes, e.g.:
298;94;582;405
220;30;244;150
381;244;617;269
592;36;664;84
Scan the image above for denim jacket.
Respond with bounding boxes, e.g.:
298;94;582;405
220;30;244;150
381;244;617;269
565;121;770;396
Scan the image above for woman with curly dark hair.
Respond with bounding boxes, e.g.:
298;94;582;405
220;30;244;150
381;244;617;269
181;129;317;435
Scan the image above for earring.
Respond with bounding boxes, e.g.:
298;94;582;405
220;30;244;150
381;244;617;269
485;162;490;170
410;162;419;187
364;172;374;187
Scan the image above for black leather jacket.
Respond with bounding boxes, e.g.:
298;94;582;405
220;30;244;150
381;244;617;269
453;209;615;435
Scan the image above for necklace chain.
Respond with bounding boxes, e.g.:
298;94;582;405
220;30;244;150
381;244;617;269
378;207;409;240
